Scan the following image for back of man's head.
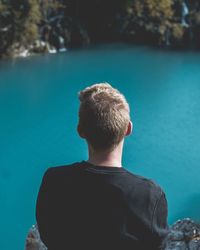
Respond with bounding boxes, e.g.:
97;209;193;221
78;83;130;151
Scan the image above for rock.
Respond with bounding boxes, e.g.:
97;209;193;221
162;218;200;250
25;225;47;250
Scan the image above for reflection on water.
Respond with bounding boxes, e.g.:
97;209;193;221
1;43;200;249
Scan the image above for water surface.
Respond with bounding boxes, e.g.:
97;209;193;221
1;43;200;249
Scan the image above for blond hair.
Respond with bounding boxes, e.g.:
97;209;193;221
78;83;130;151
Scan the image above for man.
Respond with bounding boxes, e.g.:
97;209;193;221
36;83;168;250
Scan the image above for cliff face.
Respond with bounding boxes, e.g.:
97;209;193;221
1;0;200;58
25;219;200;250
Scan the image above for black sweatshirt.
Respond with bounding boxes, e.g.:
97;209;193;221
36;161;168;250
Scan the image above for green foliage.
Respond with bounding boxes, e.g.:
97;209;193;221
0;0;62;57
194;12;200;25
12;0;41;44
131;0;178;42
40;0;65;22
171;23;184;40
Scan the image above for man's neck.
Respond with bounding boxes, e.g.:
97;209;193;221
87;141;124;168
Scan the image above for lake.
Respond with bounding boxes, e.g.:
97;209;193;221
1;43;200;249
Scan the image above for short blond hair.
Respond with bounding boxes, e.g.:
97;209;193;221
78;83;130;151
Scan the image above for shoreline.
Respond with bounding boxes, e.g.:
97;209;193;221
1;1;200;60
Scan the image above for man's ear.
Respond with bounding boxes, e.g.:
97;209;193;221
77;124;86;138
125;121;133;136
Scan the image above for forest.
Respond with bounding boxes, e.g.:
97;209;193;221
0;0;200;58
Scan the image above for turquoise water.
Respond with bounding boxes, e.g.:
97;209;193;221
1;43;200;249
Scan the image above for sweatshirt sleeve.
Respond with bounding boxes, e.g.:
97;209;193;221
150;191;169;249
125;180;169;250
36;168;56;248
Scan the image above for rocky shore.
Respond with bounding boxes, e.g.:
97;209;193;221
162;219;200;250
25;218;200;250
1;0;200;59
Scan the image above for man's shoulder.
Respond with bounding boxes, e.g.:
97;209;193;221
123;168;165;199
43;161;83;179
124;168;162;188
46;162;82;173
